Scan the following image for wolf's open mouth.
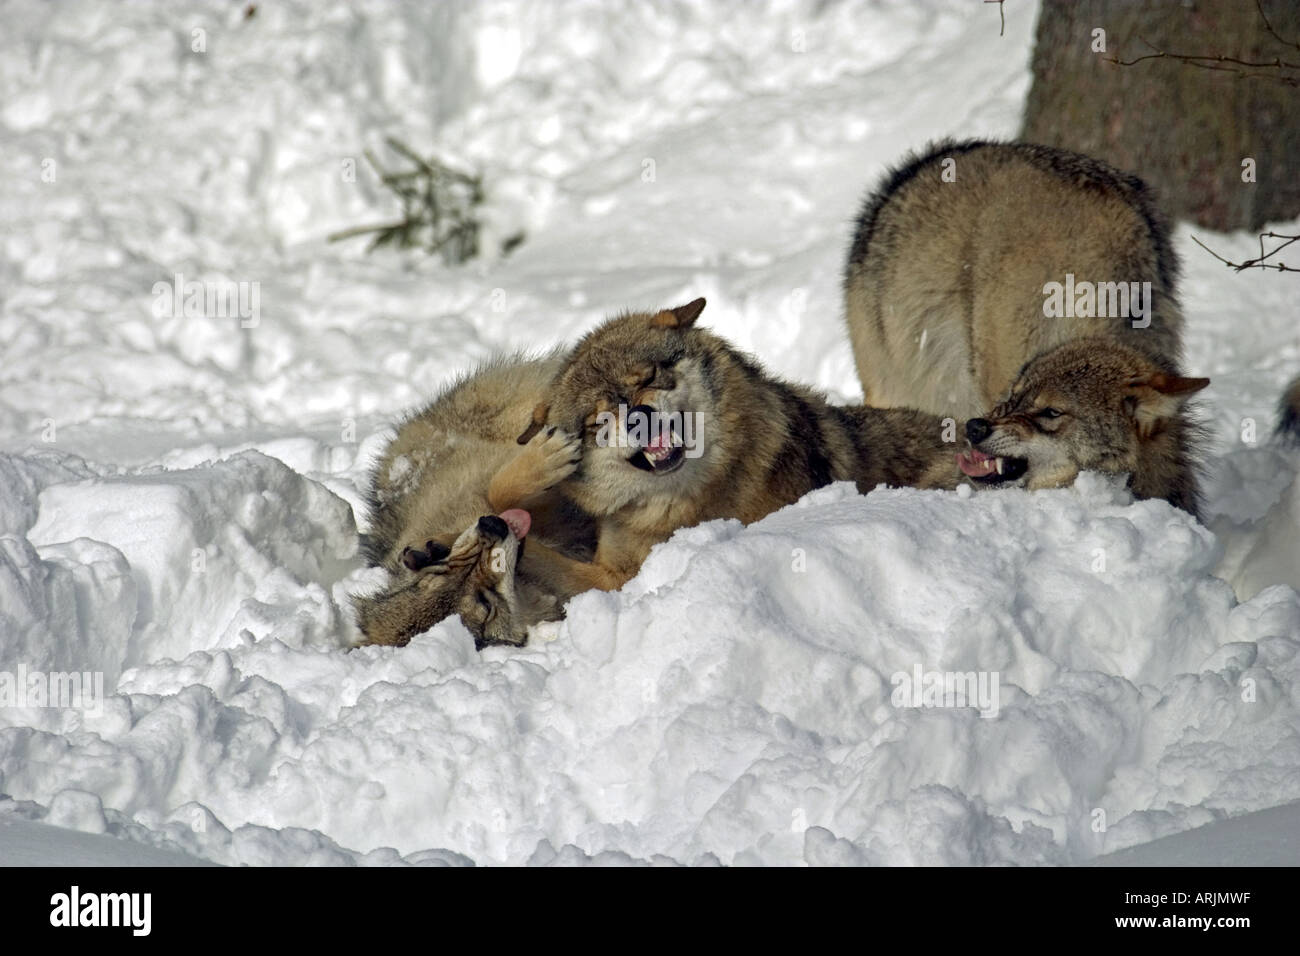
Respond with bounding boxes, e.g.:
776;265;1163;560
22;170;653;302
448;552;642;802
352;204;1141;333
628;429;686;474
956;447;1028;484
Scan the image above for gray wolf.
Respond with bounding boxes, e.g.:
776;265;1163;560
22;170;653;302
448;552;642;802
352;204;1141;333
520;298;957;588
354;354;600;649
844;139;1209;514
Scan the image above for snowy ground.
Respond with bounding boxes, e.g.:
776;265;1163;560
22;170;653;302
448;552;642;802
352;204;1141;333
1;0;1298;866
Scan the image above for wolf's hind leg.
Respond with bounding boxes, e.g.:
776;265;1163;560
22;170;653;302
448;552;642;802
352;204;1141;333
524;539;630;593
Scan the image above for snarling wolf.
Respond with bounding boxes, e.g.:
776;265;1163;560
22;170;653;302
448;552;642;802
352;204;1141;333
520;298;957;588
844;139;1209;514
353;354;600;649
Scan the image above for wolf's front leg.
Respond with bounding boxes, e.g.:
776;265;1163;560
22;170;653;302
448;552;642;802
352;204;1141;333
488;425;581;511
351;574;450;648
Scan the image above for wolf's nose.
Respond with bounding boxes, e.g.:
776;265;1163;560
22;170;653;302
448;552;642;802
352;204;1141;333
626;404;657;437
477;514;509;539
965;418;992;444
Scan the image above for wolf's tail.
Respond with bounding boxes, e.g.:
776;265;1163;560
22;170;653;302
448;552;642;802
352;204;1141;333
1277;375;1300;444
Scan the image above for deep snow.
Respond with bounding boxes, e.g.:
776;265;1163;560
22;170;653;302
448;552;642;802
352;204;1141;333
1;0;1298;866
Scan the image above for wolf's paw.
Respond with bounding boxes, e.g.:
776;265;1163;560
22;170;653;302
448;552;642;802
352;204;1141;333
489;425;583;510
523;425;582;489
401;539;450;571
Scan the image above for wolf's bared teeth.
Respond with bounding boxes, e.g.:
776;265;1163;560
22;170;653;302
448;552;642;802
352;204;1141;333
995;457;1004;475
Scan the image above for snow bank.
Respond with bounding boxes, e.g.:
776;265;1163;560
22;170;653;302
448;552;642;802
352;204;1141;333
4;467;1299;865
26;451;358;670
2;0;1298;865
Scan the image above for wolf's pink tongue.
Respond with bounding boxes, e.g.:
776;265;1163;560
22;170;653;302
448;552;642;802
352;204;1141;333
499;509;531;539
645;430;672;453
956;449;998;478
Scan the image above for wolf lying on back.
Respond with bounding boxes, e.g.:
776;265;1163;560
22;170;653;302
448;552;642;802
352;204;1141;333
844;139;1209;514
519;297;958;589
354;354;600;649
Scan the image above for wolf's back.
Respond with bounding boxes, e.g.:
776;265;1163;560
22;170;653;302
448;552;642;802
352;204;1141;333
843;139;1183;418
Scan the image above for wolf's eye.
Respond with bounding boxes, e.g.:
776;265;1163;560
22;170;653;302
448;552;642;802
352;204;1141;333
1037;408;1064;419
624;365;655;390
651;363;677;390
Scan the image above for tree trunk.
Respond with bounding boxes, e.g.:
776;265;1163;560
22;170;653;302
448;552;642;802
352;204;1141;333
1020;0;1300;231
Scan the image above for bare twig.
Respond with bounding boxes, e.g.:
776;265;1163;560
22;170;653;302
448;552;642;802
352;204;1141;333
1192;232;1300;273
1104;19;1300;86
326;221;410;243
1107;37;1300;71
1255;0;1300;53
984;0;1005;38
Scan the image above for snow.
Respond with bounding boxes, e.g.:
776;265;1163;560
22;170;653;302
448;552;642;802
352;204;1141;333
1093;800;1300;867
1;0;1298;866
0;816;213;867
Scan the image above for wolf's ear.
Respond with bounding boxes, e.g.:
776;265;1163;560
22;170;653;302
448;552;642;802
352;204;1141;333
649;297;706;330
1123;373;1209;437
516;402;550;444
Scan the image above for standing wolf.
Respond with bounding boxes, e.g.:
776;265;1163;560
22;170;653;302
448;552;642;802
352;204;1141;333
354;354;600;649
520;298;958;588
844;139;1209;514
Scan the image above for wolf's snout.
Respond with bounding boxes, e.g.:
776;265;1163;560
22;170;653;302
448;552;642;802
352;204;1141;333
965;418;992;444
477;514;510;539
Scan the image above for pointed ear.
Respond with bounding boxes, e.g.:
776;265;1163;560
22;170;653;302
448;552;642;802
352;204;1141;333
649;297;706;330
1123;373;1209;437
516;402;550;444
1149;372;1210;397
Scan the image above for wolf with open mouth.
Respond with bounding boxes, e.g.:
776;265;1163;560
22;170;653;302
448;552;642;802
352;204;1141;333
844;139;1210;515
952;337;1207;511
519;298;959;589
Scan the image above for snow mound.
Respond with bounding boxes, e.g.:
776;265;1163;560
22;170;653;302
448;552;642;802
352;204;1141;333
3;460;1299;865
20;451;358;678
